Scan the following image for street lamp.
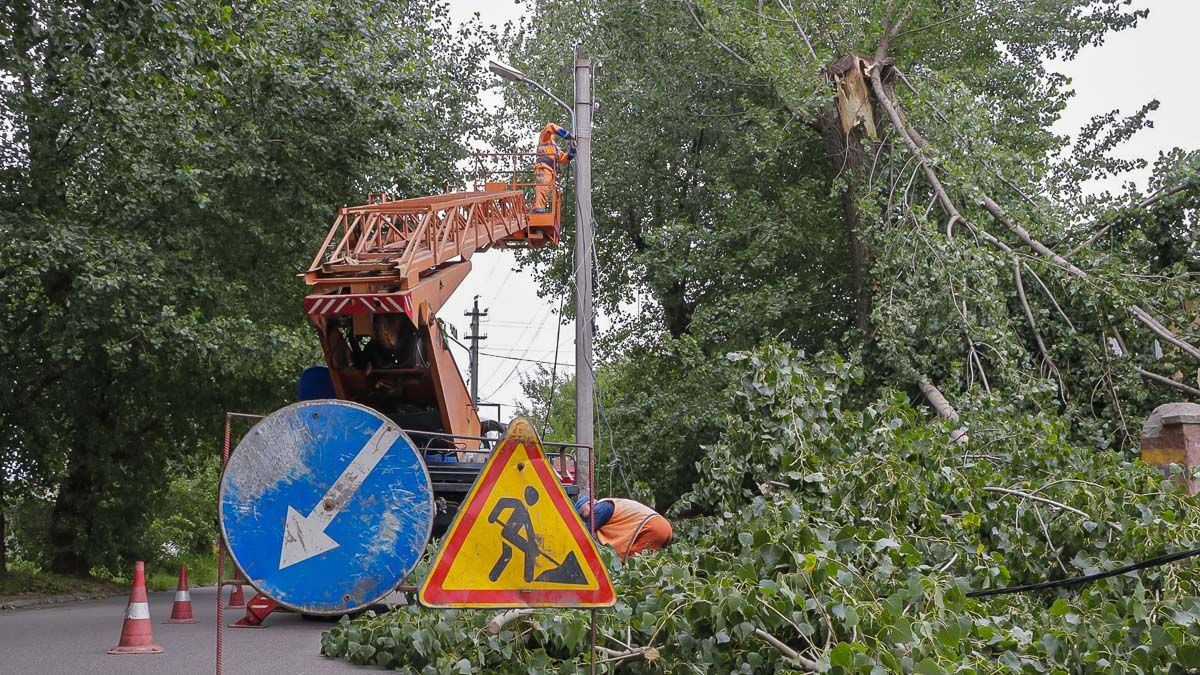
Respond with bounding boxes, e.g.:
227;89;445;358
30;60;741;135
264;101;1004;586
488;54;596;500
488;60;573;121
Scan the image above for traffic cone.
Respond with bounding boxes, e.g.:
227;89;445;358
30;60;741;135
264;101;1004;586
163;564;197;624
227;580;246;609
108;561;163;654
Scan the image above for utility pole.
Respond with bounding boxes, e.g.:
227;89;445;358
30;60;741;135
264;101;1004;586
464;296;488;405
573;47;595;499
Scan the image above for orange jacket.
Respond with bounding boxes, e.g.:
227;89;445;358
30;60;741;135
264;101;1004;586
536;123;574;171
595;498;665;559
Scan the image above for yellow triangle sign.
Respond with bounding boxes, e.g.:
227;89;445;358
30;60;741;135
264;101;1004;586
419;418;615;608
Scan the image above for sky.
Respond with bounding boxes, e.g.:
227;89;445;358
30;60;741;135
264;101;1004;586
440;0;1200;420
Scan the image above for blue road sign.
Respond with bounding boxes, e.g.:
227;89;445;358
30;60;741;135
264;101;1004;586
219;400;433;615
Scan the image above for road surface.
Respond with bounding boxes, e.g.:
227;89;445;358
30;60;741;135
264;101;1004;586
0;586;370;674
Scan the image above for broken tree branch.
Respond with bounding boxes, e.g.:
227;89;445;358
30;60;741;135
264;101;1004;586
867;68;1014;253
980;198;1200;362
1128;306;1200;361
982;486;1090;519
1014;255;1065;398
753;628;819;671
918;381;968;444
980;197;1086;278
593;645;659;666
486;608;535;635
918;381;959;420
1137;367;1200;398
1023;264;1076;331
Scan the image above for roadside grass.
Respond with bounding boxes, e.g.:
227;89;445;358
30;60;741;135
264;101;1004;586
0;552;220;597
139;553;220;592
0;561;123;598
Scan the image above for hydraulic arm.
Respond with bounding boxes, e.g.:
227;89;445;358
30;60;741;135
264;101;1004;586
302;155;561;454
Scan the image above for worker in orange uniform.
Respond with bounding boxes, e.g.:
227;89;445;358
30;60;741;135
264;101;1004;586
574;496;672;561
533;122;575;213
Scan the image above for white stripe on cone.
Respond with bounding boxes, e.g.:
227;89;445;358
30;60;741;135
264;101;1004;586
174;591;190;602
126;602;150;620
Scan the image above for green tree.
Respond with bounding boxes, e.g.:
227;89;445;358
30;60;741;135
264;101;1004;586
504;0;1198;512
0;0;496;575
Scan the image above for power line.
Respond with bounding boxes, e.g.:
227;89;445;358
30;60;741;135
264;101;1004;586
447;334;574;368
478;301;553;394
967;546;1200;598
481;304;557;399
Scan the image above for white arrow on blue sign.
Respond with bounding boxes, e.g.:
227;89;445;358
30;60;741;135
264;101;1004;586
219;400;434;615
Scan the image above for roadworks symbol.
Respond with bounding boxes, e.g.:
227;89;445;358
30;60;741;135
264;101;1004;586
419;418;616;608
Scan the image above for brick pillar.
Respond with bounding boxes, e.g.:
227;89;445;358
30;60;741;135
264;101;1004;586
1141;402;1200;494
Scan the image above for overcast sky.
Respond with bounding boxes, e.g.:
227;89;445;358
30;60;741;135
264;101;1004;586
441;0;1198;420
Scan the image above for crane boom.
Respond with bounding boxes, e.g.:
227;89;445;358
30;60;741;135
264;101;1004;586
300;154;562;495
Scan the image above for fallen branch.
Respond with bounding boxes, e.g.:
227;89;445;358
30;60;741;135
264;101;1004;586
593;644;659;666
983;486;1090;519
980;197;1086;278
1014;255;1065;398
486;608;535;635
980;199;1200;363
1031;504;1069;574
918;381;959;420
1023;265;1076;331
1137;367;1200;398
918;381;968;444
753;628;819;671
1128;306;1200;362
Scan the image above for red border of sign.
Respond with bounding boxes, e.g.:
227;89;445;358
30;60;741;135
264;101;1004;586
420;421;615;607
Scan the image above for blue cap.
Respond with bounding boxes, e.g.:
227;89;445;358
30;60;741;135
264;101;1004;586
574;496;591;513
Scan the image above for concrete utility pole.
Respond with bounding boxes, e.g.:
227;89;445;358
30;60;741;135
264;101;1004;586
573;47;595;498
464;296;488;405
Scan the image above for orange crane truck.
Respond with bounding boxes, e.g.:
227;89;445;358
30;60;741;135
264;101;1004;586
299;153;576;533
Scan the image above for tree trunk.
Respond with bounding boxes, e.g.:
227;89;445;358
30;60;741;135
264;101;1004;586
661;279;694;338
48;450;98;577
0;492;7;576
814;108;873;332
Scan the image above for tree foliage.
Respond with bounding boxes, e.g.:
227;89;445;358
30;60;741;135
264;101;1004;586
324;344;1200;671
502;0;1199;517
0;0;495;574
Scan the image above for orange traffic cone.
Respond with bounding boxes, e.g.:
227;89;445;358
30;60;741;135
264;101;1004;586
108;561;163;654
227;580;246;609
164;564;197;624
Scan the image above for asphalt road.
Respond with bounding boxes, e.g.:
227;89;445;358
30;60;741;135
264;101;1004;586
0;587;370;674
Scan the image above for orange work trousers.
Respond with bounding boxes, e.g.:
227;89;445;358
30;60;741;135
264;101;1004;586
624;515;673;559
533;165;555;212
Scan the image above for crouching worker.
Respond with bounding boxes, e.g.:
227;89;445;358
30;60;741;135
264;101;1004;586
574;496;672;561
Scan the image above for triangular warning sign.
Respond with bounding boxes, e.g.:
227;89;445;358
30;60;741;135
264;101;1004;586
419;418;615;608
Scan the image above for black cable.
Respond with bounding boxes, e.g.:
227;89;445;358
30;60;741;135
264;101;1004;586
541;289;567;439
967;546;1200;598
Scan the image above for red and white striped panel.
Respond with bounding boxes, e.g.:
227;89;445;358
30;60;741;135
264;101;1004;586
304;293;414;321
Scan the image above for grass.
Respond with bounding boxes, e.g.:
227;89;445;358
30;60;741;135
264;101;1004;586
0;562;123;598
143;553;218;591
0;552;219;597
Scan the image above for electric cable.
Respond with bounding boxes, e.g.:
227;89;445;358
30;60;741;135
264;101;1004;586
967;545;1200;598
481;304;555;401
478;300;553;395
542;286;568;438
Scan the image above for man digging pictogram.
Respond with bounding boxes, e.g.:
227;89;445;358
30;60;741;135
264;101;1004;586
487;485;586;585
